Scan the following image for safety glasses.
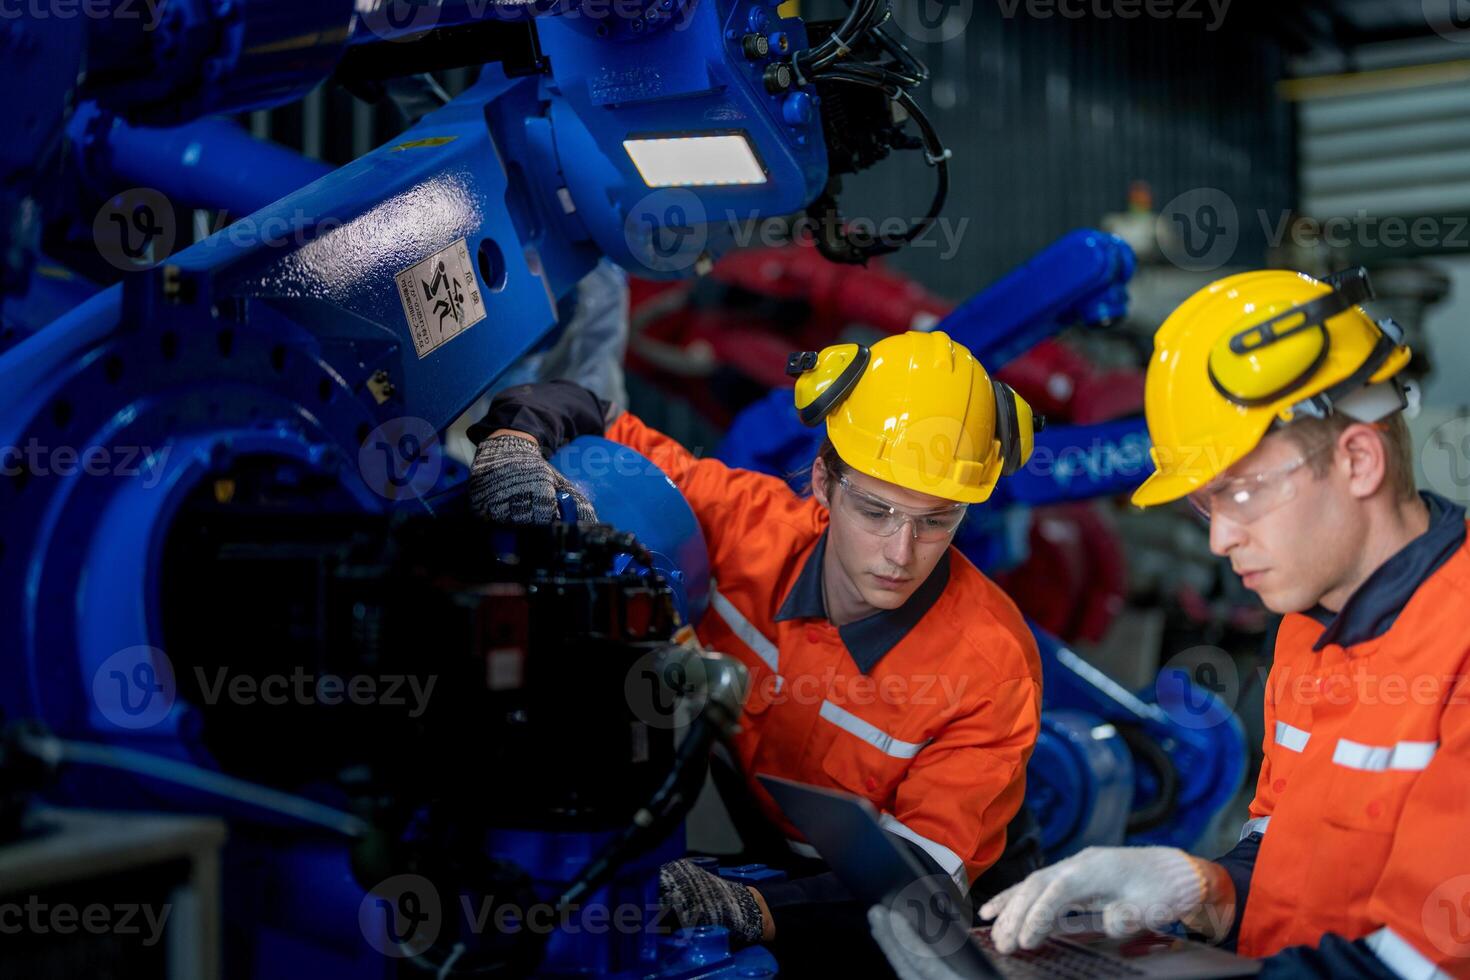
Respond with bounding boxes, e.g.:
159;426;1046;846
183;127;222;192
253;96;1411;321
1187;441;1333;525
836;475;968;541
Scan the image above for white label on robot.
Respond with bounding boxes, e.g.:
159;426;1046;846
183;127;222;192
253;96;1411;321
396;238;487;359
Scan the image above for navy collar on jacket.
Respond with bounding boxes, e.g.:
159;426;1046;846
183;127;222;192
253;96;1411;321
1308;491;1467;650
775;530;952;674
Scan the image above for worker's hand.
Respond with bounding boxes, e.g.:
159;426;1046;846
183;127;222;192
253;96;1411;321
658;859;769;946
469;432;598;524
979;846;1216;954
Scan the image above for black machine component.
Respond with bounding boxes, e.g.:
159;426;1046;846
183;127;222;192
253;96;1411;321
798;5;952;264
332;20;551;102
160;465;685;835
153;458;720;974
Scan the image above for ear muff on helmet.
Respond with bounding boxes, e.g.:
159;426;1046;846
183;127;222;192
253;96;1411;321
991;380;1042;476
788;344;870;426
1290;327;1406;421
1206;266;1375;408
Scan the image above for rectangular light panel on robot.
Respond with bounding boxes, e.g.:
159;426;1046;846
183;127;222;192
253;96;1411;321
623;134;768;187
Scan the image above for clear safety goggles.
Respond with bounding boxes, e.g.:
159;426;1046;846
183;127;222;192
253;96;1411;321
836;475;968;541
1186;441;1333;525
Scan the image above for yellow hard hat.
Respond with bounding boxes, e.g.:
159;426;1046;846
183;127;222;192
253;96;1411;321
787;331;1040;503
1132;267;1412;508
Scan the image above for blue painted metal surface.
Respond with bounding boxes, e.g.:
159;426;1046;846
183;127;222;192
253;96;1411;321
716;864;788;886
480;828;777;978
0;263;99;351
988;416;1154;509
1131;666;1248;851
1028;709;1133;859
938;229;1136;370
536;1;827;279
551;435;711;626
82;0;590;125
83;0;353;125
1035;628;1247;854
0;10;85;324
0;2;833;974
67;103;335;216
716;386;824;490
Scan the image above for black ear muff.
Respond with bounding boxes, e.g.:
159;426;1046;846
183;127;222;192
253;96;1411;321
992;380;1023;476
791;344;871;427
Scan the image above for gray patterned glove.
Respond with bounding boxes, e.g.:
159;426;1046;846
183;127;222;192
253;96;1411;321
469;434;598;524
658;859;764;945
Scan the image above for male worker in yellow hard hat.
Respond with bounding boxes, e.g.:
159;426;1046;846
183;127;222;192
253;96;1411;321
469;331;1044;974
979;268;1470;979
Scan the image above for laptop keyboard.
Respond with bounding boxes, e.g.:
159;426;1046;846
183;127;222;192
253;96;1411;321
973;928;1147;979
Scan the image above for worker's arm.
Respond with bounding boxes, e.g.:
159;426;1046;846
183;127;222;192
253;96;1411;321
1348;668;1470;979
474;382;826;942
467;380;612;453
469;382;818;561
985;766;1252;954
601;410;821;570
887;670;1043;891
1253;938;1401;979
984;680;1275;952
765;652;1042;955
1201;834;1260;950
979;649;1307;955
1211;665;1470;979
755;626;1045;950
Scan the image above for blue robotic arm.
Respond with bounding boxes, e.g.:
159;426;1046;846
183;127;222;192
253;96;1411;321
0;2;952;976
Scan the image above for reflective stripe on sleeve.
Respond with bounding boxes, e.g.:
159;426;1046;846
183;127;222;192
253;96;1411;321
1274;721;1311;753
1332;739;1439;772
788;839;820;860
1239;815;1271;840
1365;927;1451;980
818;700;931;760
709;585;779;674
878;812;969;891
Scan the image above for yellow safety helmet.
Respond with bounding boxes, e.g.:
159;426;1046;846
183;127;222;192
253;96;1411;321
787;331;1041;504
1132;267;1412;508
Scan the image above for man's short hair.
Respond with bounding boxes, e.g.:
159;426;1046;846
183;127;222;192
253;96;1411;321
801;437;849;499
818;438;847;488
1278;410;1417;503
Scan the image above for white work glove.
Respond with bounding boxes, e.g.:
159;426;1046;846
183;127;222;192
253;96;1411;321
979;846;1213;954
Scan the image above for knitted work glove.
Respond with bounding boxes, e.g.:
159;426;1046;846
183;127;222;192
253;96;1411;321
980;846;1221;954
469;435;597;524
658;859;764;946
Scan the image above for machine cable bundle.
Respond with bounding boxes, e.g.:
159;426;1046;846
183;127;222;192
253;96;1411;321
790;0;952;264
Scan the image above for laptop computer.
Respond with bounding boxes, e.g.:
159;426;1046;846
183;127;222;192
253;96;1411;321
758;774;1260;979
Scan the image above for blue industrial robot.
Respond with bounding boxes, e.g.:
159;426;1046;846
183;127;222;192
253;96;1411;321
0;1;960;976
0;0;1241;976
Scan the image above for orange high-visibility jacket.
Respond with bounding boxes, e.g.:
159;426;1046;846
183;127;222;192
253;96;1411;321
1239;522;1470;977
608;412;1043;889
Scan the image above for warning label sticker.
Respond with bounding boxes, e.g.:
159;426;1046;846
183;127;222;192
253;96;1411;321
395;238;487;359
